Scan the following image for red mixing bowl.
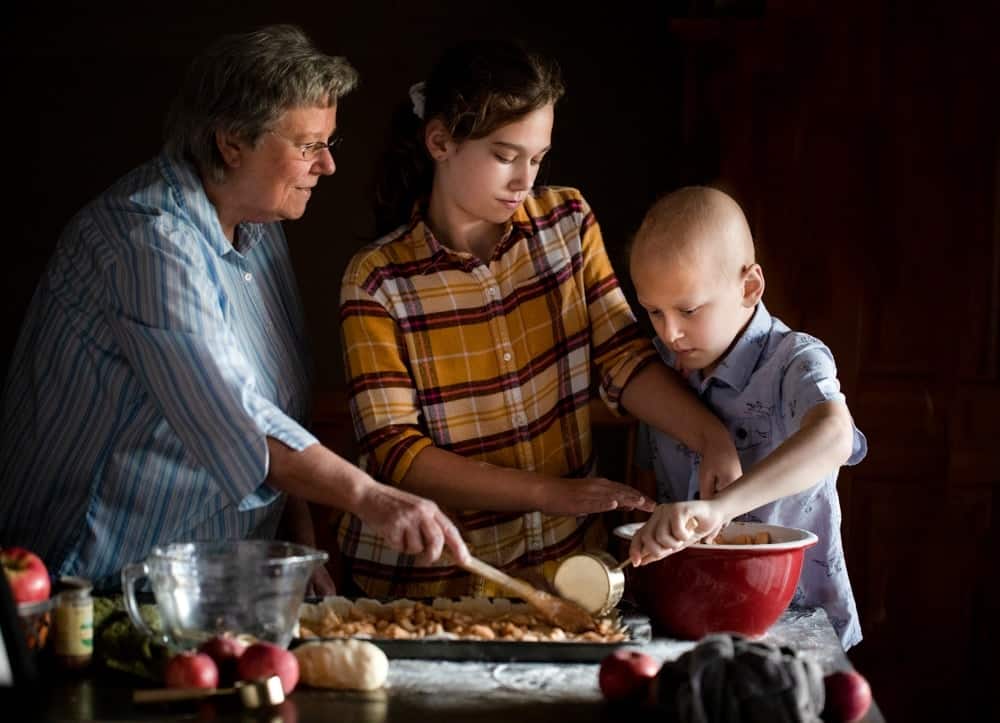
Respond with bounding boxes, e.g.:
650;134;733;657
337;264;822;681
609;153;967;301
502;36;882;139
613;521;818;640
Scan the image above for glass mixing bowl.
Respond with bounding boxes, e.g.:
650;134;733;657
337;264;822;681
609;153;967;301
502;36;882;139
122;540;327;649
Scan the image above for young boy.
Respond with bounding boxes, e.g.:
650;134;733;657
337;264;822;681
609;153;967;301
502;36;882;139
626;186;867;649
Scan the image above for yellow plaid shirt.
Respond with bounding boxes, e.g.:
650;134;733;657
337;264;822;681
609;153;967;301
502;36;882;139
337;186;657;598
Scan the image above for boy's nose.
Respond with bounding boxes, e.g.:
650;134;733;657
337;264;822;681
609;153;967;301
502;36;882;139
662;318;684;343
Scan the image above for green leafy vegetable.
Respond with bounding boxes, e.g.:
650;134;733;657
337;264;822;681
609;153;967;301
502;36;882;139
92;596;170;681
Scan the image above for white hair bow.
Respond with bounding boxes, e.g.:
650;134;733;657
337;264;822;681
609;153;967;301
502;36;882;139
409;81;426;120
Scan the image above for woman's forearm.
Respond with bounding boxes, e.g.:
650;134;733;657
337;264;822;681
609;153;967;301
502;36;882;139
264;437;472;563
265;438;367;512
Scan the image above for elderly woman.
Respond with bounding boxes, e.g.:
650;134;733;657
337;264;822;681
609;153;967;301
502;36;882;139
0;25;467;592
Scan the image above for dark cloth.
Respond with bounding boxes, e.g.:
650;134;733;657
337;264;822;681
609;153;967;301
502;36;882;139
653;633;825;723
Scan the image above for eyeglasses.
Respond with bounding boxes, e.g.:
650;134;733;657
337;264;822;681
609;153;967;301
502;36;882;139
267;130;343;162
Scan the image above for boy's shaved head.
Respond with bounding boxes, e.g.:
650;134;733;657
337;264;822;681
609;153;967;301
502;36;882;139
629;186;764;376
631;186;754;278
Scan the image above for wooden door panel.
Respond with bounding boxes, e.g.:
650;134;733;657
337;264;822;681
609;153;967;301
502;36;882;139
669;5;999;720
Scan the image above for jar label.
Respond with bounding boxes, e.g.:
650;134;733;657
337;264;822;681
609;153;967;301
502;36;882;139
55;603;94;656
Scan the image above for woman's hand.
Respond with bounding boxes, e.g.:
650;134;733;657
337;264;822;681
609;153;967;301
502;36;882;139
628;500;729;565
307;565;338;597
355;482;470;566
264;440;472;567
275;495;337;596
537;476;656;517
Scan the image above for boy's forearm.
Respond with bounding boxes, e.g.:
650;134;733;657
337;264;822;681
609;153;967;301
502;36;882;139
714;401;856;519
620;363;731;454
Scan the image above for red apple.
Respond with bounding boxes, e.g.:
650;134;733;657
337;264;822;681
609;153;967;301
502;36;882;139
237;642;299;695
823;670;872;722
198;633;248;663
164;651;219;689
198;633;248;685
1;546;51;604
598;649;661;702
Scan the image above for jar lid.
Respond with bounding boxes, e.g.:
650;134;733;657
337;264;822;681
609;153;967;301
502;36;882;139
56;575;93;599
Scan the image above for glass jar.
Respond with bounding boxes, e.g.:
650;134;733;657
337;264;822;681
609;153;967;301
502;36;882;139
53;576;93;670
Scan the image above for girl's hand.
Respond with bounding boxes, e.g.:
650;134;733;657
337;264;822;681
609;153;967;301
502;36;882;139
538;477;656;516
698;433;742;500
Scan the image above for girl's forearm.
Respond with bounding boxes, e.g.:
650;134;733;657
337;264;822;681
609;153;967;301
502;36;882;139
400;446;548;511
620;363;732;454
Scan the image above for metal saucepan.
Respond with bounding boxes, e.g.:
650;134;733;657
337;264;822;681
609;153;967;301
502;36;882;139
553;519;700;615
552;551;632;617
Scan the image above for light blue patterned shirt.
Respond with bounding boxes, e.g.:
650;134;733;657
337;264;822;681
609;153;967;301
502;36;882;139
0;154;318;590
636;303;867;649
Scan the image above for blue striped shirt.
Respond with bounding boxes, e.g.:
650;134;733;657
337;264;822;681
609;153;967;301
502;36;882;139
0;153;318;590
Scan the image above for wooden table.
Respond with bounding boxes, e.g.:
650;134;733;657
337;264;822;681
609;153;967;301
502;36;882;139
30;608;884;722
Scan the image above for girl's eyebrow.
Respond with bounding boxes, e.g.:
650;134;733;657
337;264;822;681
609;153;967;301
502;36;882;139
491;140;552;154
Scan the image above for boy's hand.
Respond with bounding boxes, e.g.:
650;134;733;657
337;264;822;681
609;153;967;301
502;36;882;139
698;433;742;500
628;501;728;565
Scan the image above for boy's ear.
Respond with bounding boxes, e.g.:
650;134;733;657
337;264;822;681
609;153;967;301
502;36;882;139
215;129;244;168
741;263;765;307
424;119;453;161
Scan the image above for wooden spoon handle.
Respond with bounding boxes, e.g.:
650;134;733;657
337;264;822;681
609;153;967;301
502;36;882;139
133;687;230;703
611;558;633;572
459;554;595;632
459;555;544;604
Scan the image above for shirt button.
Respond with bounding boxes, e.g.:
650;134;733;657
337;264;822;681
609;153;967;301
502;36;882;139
244;272;253;282
513;413;527;426
502;352;512;362
488;287;499;297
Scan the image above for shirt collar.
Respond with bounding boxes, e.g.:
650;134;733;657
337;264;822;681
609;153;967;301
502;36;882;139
705;302;773;392
407;199;524;271
653;302;773;393
157;153;264;258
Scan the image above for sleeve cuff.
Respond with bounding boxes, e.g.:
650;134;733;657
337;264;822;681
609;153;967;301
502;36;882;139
218;402;318;506
258;405;319;452
380;434;434;485
599;350;660;415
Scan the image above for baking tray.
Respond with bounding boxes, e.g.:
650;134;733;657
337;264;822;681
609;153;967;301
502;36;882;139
296;597;652;663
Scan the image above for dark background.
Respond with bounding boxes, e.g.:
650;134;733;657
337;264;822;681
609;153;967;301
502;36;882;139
3;0;705;389
3;2;998;720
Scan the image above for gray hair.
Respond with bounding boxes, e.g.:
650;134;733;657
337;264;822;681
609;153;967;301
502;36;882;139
164;24;359;183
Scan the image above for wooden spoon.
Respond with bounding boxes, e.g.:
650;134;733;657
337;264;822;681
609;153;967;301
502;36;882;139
460;555;596;633
133;676;284;708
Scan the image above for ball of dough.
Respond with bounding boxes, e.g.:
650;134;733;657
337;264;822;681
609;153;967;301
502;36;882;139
293;640;389;690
